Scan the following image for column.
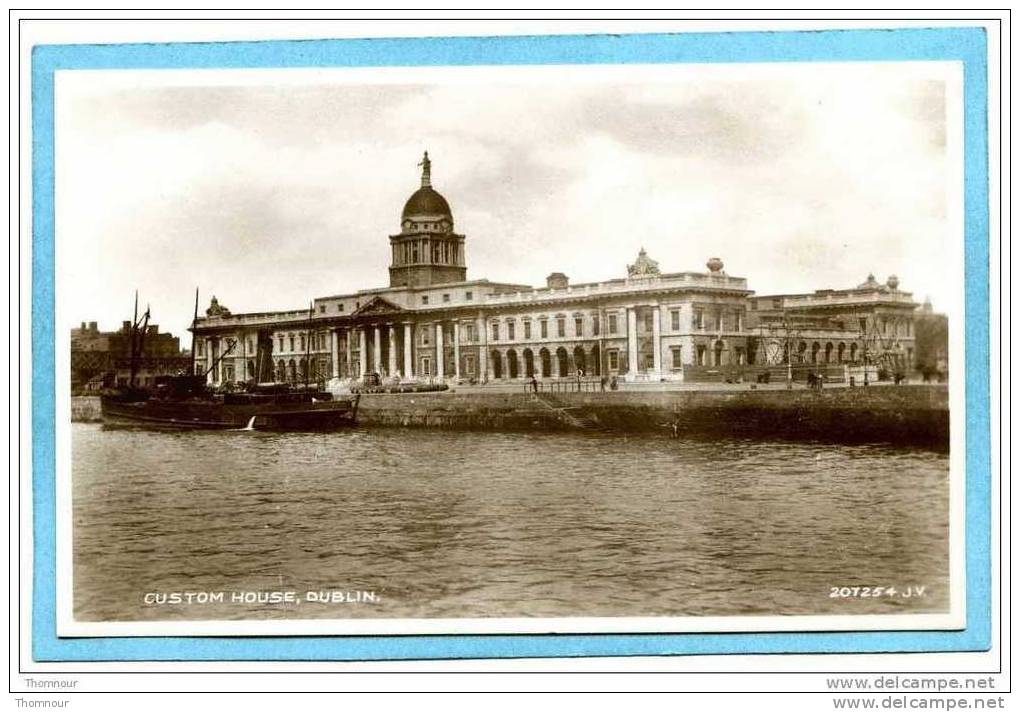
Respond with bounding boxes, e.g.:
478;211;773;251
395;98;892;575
651;305;662;374
359;328;368;377
403;323;413;379
435;322;445;378
627;307;638;380
345;328;353;378
453;321;461;379
205;337;214;384
329;328;339;380
373;325;382;374
478;315;488;382
388;324;397;377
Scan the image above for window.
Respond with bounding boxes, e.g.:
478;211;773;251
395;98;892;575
421;357;432;376
642;312;653;331
772;298;782;309
608;314;618;335
465;291;473;301
556;317;566;338
671;309;681;331
592;315;600;336
247;338;254;353
421;329;431;346
443;293;450;303
540;319;548;339
736;311;743;331
491;323;500;341
319;305;326;313
671;346;683;371
465;354;475;375
337;303;344;312
524;320;532;339
197;341;204;357
608;351;619;371
465;323;476;342
289;336;295;351
696;345;707;365
574;317;583;337
277;337;283;353
694;309;704;330
422;295;429;305
715;311;723;331
507;321;515;340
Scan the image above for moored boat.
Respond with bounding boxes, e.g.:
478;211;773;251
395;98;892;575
101;376;360;431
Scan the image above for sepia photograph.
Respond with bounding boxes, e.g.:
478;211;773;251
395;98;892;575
55;59;964;637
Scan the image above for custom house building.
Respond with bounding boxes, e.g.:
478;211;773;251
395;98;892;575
192;153;920;386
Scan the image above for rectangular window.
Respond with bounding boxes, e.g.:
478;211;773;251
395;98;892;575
716;311;723;331
465;354;475;375
574;317;583;337
300;335;305;351
736;311;743;331
492;323;499;341
608;351;619;371
421;357;432;376
464;323;475;342
197;341;204;357
421;329;430;346
289;336;295;351
507;321;515;340
422;295;429;305
593;315;600;336
540;320;548;339
608;314;618;335
319;305;326;314
671;346;683;371
772;298;782;309
696;345;707;365
524;320;532;339
642;312;653;331
694;309;704;329
338;303;344;312
671;309;681;331
465;291;473;301
443;293;450;303
556;317;565;338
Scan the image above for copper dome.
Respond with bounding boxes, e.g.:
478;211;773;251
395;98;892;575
401;186;452;220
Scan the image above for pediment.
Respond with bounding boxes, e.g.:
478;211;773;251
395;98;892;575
351;296;405;317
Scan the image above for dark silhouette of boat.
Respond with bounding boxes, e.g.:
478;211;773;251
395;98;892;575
101;376;359;431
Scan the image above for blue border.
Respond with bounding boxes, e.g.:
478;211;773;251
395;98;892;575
31;28;991;661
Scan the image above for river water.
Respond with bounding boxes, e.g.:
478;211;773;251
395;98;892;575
72;423;950;622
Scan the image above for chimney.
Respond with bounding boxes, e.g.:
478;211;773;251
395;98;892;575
80;322;86;331
88;321;97;332
546;272;569;289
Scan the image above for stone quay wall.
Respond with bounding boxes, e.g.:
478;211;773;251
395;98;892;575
355;385;949;448
71;386;949;447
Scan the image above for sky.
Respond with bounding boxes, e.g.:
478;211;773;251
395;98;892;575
56;63;958;342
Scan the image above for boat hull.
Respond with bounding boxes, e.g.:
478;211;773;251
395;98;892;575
100;396;358;431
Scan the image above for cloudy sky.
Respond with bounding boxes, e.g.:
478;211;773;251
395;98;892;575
56;63;959;341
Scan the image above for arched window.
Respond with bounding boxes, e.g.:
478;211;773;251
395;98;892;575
573;346;587;375
507;349;519;379
523;349;535;377
539;348;551;378
556;347;569;377
490;350;503;379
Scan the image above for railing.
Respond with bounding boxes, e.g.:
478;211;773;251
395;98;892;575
522;378;604;394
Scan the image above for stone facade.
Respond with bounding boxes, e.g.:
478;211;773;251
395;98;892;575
192;154;921;386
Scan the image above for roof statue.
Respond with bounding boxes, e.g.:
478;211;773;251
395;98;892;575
205;295;231;318
627;247;661;278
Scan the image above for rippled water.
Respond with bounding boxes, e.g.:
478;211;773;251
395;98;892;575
72;424;949;621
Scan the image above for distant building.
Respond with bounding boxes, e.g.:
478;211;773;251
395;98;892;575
70;321;191;393
192;153;924;386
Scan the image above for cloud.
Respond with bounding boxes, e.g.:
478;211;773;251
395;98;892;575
56;68;953;340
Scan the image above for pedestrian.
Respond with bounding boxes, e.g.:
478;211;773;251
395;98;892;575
530;374;538;393
610;375;618;391
600;375;607;392
670;416;681;439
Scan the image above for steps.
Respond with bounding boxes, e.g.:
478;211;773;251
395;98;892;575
530;392;607;431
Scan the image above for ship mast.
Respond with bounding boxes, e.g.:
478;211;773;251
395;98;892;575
190;287;199;377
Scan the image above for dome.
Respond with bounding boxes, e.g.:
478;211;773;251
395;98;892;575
401;186;452;219
401;150;453;221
